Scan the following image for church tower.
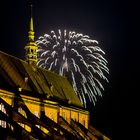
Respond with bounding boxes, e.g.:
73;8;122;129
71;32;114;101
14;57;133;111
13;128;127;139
24;5;38;66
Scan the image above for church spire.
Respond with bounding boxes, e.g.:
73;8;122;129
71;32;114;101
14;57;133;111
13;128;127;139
25;5;38;66
30;5;34;32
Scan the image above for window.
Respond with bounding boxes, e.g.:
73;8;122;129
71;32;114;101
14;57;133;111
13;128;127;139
34;111;40;128
34;111;39;118
31;49;33;53
18;107;26;118
18;107;26;128
18;107;22;114
0;103;7;128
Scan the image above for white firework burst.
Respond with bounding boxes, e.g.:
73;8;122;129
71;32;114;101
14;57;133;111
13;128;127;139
36;30;109;108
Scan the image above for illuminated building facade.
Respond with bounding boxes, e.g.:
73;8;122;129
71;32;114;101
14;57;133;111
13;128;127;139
0;7;110;140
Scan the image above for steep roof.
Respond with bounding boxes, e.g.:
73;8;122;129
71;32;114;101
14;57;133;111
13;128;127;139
0;51;83;107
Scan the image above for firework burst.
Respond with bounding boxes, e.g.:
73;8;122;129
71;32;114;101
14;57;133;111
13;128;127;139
36;30;109;107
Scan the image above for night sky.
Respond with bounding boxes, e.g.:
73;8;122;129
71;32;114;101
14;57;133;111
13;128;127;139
0;0;135;139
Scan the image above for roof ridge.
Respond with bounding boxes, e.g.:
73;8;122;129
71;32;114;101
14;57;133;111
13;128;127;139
0;50;67;80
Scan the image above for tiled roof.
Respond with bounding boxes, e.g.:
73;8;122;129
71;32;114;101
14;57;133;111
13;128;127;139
0;51;83;107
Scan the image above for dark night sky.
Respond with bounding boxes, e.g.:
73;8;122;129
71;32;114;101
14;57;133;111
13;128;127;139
0;0;136;139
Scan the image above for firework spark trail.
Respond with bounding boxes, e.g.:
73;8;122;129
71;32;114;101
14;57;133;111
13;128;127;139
36;30;109;108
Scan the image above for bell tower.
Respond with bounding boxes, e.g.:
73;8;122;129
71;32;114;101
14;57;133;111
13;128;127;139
25;5;37;66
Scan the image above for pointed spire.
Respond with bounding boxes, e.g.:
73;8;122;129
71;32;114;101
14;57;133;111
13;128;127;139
24;5;38;66
30;5;34;32
28;5;35;41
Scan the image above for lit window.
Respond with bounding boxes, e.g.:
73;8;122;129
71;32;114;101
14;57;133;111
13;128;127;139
34;111;39;118
18;107;27;120
0;103;7;128
34;111;40;128
17;107;25;128
18;107;22;114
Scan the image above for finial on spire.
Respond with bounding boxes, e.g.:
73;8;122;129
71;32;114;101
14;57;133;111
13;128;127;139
30;4;34;32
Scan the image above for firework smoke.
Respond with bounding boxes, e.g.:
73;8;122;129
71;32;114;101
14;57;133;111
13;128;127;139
36;30;109;107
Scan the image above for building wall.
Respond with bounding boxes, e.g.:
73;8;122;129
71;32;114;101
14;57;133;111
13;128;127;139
0;89;13;105
79;112;89;128
60;106;89;129
0;89;89;132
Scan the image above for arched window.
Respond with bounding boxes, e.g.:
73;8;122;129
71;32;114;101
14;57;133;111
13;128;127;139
0;103;7;128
